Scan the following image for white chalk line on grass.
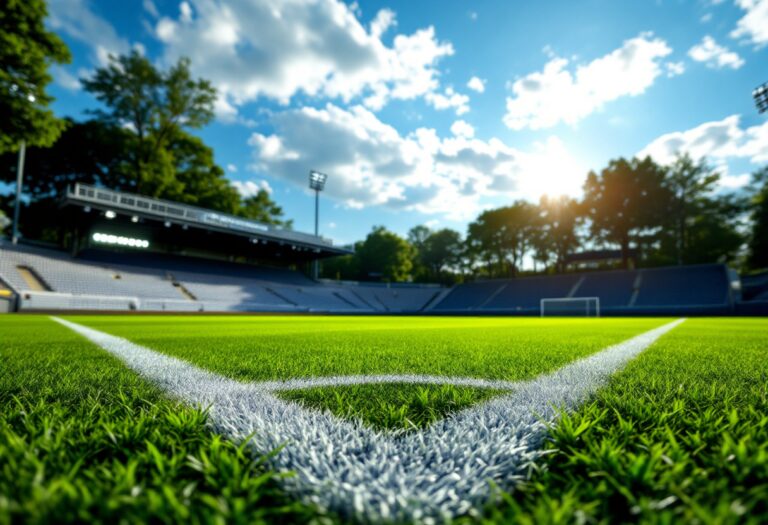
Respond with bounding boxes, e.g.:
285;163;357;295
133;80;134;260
52;317;685;523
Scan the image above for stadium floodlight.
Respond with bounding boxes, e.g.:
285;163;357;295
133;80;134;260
540;297;600;317
754;81;768;114
11;140;26;244
105;210;116;219
309;170;328;280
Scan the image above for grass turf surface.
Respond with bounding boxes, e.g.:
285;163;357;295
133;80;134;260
1;315;766;523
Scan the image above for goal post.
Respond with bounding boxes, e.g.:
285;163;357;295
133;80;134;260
540;297;601;317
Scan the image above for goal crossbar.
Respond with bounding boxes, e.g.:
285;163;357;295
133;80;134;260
540;296;601;317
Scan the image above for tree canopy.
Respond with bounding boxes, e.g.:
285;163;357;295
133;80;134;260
0;0;71;153
583;156;669;268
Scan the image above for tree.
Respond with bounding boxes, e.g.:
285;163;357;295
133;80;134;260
0;119;130;199
355;226;414;282
81;51;216;194
466;202;538;277
238;189;292;228
748;167;768;269
583;156;668;268
663;154;722;265
0;0;71;153
536;195;582;273
419;228;463;282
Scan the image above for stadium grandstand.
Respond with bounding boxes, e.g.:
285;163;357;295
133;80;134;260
0;183;766;316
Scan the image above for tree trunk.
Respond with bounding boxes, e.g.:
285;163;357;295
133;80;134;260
621;233;630;269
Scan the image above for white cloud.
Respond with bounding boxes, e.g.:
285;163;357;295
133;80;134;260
52;66;82;91
719;173;751;189
226;163;238;173
248;103;586;219
232;179;273;197
638;114;768;166
450;120;475;138
731;0;768;47
425;87;470;115
180;1;194;23
467;76;485;93
143;0;159;18
688;36;745;69
48;0;130;66
152;0;458;115
503;33;672;130
666;61;686;77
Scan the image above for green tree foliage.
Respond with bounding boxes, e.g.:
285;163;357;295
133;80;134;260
408;226;463;283
467;201;538;277
356;226;414;282
661;154;736;265
534;195;582;273
237;189;292;228
0;119;130;198
81;51;216;194
583;156;669;268
748;167;768;269
0;0;71;153
324;227;414;282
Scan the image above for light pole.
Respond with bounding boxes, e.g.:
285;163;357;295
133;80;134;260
754;81;768;114
308;170;328;280
11;140;26;244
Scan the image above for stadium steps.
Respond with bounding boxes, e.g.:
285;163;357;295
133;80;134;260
265;287;298;306
15;266;51;292
172;281;197;301
628;272;642;307
421;289;451;311
567;276;585;298
347;289;381;311
332;291;361;309
476;283;508;310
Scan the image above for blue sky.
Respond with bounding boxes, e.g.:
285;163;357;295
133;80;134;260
44;0;768;245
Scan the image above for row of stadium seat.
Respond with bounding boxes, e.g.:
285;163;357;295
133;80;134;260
0;243;441;313
432;264;732;313
0;242;735;314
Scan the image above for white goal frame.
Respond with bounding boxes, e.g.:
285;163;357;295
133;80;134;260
540;296;601;317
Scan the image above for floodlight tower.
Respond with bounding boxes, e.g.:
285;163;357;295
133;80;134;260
308;170;328;280
754;81;768;114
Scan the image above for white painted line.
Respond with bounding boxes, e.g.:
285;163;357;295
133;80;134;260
52;317;684;522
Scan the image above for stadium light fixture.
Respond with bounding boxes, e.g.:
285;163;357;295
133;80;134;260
105;210;116;219
11;140;25;244
754;81;768;114
309;170;328;280
92;232;149;249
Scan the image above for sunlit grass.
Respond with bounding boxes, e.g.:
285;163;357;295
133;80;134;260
478;318;768;524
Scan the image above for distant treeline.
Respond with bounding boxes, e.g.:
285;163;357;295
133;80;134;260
323;157;768;284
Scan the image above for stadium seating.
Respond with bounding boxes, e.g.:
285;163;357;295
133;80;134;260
0;243;440;313
0;242;739;315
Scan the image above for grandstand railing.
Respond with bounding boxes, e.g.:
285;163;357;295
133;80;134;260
66;184;342;251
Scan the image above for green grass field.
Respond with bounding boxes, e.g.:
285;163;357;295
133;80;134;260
1;315;766;523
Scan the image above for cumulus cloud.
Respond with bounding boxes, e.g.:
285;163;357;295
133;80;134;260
688;36;745;69
450;120;475;138
424;87;470;115
48;0;130;66
151;0;461;114
731;0;768;47
666;61;686;77
503;33;672;130
232;179;273;197
638;114;768;167
467;76;486;93
248;104;586;219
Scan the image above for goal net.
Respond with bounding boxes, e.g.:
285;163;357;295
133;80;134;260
540;297;600;317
